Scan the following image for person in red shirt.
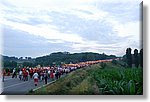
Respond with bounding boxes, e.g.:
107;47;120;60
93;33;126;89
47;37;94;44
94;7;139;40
22;70;25;81
3;69;6;76
50;70;54;80
2;69;6;82
7;69;10;76
23;69;28;81
25;70;28;81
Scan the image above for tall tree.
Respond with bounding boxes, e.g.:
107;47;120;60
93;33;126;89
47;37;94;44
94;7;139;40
134;49;139;68
140;49;143;67
126;48;132;67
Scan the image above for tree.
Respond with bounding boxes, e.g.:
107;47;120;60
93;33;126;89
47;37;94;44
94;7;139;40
133;49;139;68
140;49;143;67
23;62;34;67
28;57;32;60
19;57;23;60
126;48;132;67
4;61;17;68
11;61;17;67
25;57;28;60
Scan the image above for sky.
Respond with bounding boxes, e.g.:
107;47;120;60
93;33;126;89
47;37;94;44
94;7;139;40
0;0;142;58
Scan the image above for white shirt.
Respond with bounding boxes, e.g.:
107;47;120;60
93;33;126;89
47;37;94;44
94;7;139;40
48;70;51;74
13;69;16;73
33;73;39;79
19;71;22;75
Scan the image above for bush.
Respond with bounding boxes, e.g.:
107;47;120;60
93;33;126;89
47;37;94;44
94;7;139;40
100;62;106;69
111;60;117;65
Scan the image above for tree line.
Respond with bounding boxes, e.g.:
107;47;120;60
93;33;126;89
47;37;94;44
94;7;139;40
125;48;143;68
2;52;117;68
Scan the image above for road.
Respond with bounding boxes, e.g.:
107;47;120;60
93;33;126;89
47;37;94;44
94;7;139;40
1;75;63;95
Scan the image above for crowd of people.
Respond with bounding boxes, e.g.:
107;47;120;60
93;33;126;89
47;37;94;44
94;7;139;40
2;58;116;86
3;65;80;86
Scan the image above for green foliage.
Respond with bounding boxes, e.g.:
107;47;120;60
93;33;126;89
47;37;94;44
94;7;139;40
123;48;143;68
111;60;118;65
29;63;143;95
23;62;34;67
2;52;117;67
92;67;143;95
133;49;139;68
3;61;17;68
100;62;106;69
5;68;10;73
140;49;143;68
126;48;132;67
35;52;117;66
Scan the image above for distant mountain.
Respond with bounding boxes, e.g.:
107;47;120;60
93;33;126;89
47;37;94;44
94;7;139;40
35;52;117;66
2;52;117;67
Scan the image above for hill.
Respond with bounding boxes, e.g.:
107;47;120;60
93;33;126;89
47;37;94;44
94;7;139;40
2;52;117;67
35;52;117;66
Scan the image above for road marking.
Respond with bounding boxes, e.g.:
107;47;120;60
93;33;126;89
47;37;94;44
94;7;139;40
4;78;14;81
4;81;29;89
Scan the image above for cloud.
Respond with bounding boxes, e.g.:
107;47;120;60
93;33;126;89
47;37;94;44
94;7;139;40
1;0;95;10
0;0;141;57
2;25;75;57
1;19;85;43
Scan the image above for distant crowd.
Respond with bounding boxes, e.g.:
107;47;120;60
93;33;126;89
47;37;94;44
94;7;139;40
2;59;116;86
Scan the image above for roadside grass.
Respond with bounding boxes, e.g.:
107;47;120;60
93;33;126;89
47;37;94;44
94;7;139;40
28;62;143;95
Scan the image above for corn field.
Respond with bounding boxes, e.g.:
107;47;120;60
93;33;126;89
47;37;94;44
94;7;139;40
91;67;143;95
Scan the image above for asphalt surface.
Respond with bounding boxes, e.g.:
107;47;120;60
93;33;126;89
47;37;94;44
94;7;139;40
1;75;64;95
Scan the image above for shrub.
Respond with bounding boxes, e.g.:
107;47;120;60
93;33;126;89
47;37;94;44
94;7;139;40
111;60;117;65
100;62;106;69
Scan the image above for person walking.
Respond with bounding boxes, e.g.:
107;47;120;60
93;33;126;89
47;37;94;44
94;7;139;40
7;69;10;76
58;69;61;79
40;71;44;81
12;68;17;78
48;70;51;79
29;68;33;79
44;71;48;84
19;69;23;80
2;69;6;82
50;70;54;80
33;71;39;86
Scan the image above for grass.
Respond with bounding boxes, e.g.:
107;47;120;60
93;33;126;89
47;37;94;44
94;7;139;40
28;62;143;95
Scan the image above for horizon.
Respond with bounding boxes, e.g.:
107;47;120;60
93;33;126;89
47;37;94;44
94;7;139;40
1;48;143;59
1;51;119;58
0;0;142;58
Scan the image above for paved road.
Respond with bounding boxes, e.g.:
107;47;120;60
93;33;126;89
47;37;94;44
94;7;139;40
1;75;64;95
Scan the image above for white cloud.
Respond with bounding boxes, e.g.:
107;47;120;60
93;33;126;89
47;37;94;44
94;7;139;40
0;24;3;54
1;0;94;9
98;0;142;4
105;16;140;38
1;0;141;57
68;8;108;21
1;19;85;44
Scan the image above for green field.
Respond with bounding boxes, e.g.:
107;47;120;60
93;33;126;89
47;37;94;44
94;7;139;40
28;62;143;95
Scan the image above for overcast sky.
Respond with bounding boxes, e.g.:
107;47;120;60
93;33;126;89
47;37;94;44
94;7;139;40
0;0;142;58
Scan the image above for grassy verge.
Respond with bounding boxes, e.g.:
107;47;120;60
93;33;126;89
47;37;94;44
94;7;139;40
28;62;143;95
